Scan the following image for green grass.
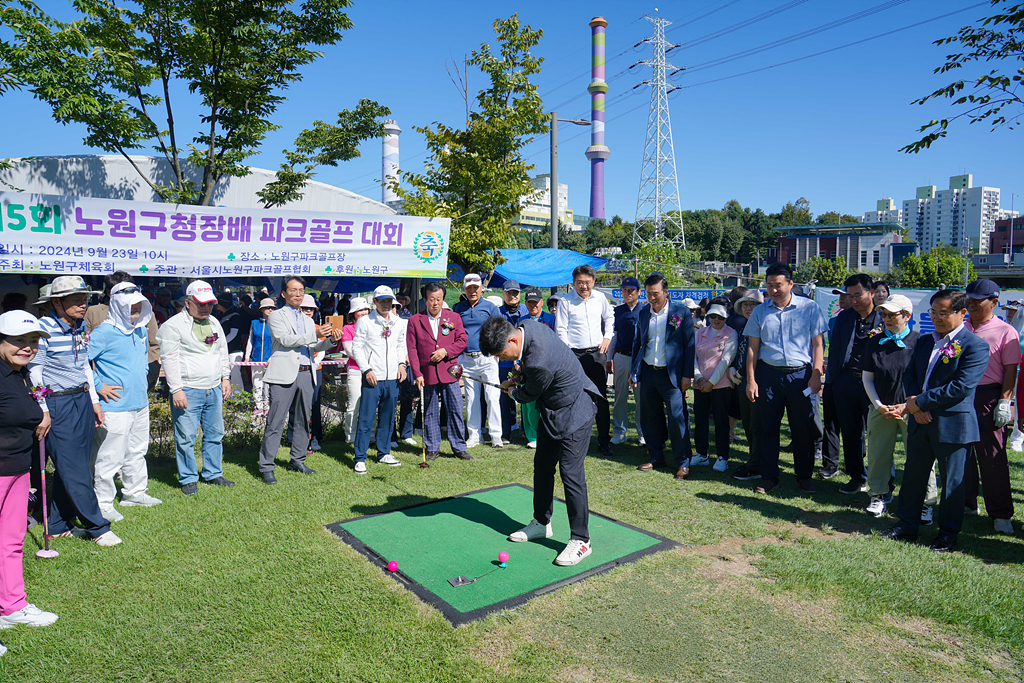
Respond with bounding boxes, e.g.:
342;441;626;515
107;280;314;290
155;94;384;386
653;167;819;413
4;401;1024;682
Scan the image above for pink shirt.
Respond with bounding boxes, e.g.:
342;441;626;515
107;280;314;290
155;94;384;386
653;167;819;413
965;316;1020;386
695;325;737;390
342;324;359;370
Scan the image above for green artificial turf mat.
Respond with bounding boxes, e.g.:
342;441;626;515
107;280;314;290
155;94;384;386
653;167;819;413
326;483;678;625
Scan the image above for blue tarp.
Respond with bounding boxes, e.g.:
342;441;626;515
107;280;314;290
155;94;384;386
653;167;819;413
489;249;608;288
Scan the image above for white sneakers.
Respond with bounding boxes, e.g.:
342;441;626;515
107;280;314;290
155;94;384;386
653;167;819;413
994;518;1015;534
866;495;888;517
99;506;124;522
921;505;934;525
491;440;504;449
403;437;417;446
527;441;537;449
0;605;58;629
121;493;162;507
465;437;481;449
610;434;625;445
94;531;122;547
690;454;710;467
639;436;646;447
378;454;402;467
354;461;367;474
509;519;553;542
555;539;592;566
712;458;729;473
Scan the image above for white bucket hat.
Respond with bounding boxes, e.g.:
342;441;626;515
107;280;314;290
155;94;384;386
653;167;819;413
349;297;371;314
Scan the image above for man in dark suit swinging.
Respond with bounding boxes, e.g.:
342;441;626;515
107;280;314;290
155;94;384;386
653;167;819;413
480;316;600;567
881;289;989;552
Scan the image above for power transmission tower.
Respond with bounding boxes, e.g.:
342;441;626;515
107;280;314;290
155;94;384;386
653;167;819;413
632;14;685;250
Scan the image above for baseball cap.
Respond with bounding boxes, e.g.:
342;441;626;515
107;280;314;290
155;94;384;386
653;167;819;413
621;276;641;290
831;287;847;295
373;285;396;300
525;288;543;302
503;279;521;292
185;280;217;303
463;273;483;288
259;298;276;309
49;275;102;298
682;298;700;309
966;278;999;299
878;294;914;315
349;296;371;314
301;294;317;309
0;310;50;338
216;292;233;308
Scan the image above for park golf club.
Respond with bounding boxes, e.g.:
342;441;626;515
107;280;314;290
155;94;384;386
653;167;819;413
36;439;58;559
447;363;505;389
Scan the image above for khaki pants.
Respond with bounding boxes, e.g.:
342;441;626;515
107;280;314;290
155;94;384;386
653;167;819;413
866;408;938;505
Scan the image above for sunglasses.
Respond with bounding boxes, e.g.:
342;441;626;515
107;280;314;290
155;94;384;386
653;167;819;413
707;315;725;321
115;285;142;295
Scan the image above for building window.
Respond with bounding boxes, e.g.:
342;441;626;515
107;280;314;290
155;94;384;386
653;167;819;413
873;251;880;267
790;251;797;265
861;250;868;267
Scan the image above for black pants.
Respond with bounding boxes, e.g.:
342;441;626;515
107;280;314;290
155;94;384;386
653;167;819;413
694;387;732;460
739;377;759;471
573;348;610;448
831;373;869;483
754;362;819;483
499;366;518;439
820;382;841;470
896;424;971;536
534;418;593;542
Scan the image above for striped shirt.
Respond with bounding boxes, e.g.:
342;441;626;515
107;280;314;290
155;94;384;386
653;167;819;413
29;313;99;407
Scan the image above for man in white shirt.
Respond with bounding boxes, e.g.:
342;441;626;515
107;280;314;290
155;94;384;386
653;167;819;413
555;264;614;456
258;276;340;484
351;285;409;474
156;280;235;496
453;274;503;448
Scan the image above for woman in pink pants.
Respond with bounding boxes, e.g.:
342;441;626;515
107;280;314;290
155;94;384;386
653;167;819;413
0;311;58;634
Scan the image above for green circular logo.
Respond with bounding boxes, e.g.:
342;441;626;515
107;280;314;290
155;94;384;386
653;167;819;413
413;231;445;263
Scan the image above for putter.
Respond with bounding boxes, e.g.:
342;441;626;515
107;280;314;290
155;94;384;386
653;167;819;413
448;566;500;588
36;439;59;559
418;382;429;468
447;364;504;390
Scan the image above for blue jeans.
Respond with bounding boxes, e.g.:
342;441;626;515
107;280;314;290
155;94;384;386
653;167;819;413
354;378;398;463
171;387;225;485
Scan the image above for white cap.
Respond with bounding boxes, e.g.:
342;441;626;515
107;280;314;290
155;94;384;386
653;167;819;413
485;295;504;307
185;280;217;303
110;281;147;307
301;294;317;308
373;285;395;300
682;298;700;309
707;303;729;319
463;273;483;288
0;310;50;338
878;294;913;315
349;296;371;313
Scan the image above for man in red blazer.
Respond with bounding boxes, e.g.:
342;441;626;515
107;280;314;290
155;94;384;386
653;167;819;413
407;282;471;460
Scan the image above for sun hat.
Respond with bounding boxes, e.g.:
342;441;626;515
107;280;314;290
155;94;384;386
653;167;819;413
49;276;102;298
33;284;52;305
733;290;764;314
0;310;50;338
301;294;317;309
348;297;371;314
185;280;217;303
707;303;729;319
259;298;276;309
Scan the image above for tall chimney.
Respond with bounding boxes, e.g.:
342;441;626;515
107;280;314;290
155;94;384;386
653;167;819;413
382;120;401;206
586;17;610;220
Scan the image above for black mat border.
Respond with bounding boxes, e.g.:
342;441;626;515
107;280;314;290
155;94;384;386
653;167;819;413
325;483;680;627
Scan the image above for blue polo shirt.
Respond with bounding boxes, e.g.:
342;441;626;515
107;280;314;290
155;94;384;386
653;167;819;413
613;302;645;354
743;294;828;368
89;322;149;412
453;298;499;353
497;303;529;367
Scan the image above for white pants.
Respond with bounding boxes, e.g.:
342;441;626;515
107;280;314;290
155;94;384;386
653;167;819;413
344;367;362;443
462;354;501;444
251;366;269;413
92;407;151;507
228;351;245;395
612;352;642;440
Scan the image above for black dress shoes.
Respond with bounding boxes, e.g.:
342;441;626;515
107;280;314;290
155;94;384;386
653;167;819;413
426;451;440;461
453;451;473;460
929;533;957;553
202;476;235;486
287;462;316;474
261;471;278;485
879;523;917;542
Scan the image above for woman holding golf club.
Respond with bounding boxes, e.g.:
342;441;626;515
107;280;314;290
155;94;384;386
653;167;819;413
0;310;59;634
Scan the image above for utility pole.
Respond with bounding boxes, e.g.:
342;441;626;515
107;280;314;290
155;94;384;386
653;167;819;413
549;111;591;252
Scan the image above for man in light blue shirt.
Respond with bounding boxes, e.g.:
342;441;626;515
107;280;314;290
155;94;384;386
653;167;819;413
744;263;827;495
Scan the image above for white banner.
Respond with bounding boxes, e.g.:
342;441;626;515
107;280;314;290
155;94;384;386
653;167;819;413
0;192;450;279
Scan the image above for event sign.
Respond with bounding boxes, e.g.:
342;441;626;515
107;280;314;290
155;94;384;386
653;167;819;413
814;288;1024;333
603;288;728;305
0;192;451;278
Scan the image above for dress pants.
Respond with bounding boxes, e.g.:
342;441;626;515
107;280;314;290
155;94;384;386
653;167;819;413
738;376;759;472
461;354;501;445
354;378;399;462
260;369;314;473
573;348;611;448
0;473;29;616
895;421;971;537
612;352;642;441
753;362;818;483
423;382;467;452
534;419;593;542
830;372;869;484
91;407;151;507
820;382;841;472
638;363;692;468
965;384;1015;520
693;387;731;460
45;392;110;538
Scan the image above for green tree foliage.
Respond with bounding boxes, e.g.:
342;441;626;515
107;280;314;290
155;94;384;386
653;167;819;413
888;249;976;288
776;197;813;226
902;2;1024;153
815;211;861;225
0;0;379;206
397;15;547;274
793;256;853;287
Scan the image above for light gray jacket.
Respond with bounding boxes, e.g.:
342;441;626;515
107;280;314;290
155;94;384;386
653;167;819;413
264;306;335;386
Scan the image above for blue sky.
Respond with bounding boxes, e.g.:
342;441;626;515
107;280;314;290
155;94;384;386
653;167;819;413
2;0;1021;220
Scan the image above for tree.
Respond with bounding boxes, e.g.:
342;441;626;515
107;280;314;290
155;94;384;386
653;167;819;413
793;256;853;287
888;250;976;288
901;2;1024;153
739;207;778;262
397;15;547;275
0;0;385;206
816;211;861;225
775;197;813;226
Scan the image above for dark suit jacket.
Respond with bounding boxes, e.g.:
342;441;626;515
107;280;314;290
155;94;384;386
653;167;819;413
825;307;881;383
406;310;468;385
903;326;989;444
510;321;599;440
629;301;696;388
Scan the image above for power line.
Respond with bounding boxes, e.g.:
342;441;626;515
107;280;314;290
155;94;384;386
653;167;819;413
667;0;746;32
671;0;814;51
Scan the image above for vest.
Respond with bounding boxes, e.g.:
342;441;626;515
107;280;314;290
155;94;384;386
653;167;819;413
250;319;272;363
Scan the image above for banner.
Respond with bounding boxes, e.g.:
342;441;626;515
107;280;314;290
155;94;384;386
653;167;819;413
601;288;729;305
0;192;450;279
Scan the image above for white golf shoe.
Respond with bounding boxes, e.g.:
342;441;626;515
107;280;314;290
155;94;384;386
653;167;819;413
509;519;553;542
555;539;592;566
120;493;162;507
354;461;367;474
378;454;402;467
0;605;58;629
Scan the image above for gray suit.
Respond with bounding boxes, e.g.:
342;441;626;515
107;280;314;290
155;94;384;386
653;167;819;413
511;322;599;541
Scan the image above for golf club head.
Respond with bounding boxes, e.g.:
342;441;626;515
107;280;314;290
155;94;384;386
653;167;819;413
448;364;464;380
36;549;59;559
418;461;430;468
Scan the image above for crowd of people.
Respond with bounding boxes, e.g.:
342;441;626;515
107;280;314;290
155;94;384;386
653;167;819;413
1;262;1021;649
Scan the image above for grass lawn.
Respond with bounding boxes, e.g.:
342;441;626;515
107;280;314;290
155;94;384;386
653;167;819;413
5;400;1024;683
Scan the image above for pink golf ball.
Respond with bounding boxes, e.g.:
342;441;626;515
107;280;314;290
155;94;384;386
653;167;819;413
498;551;509;563
387;561;398;572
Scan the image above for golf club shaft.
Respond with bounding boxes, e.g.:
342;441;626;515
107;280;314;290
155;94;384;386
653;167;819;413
461;372;504;390
419;383;426;464
39;438;51;551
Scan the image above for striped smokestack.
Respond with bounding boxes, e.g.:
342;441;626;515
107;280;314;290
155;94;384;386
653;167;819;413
585;17;610;220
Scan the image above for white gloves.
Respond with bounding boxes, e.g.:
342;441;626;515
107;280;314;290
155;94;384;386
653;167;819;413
994;399;1014;428
727;367;742;386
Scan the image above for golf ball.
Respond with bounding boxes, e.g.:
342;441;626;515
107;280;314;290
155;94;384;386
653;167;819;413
498;551;509;563
387;561;398;572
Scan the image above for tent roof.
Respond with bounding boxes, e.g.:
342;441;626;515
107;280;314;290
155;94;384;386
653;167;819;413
490;248;608;288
